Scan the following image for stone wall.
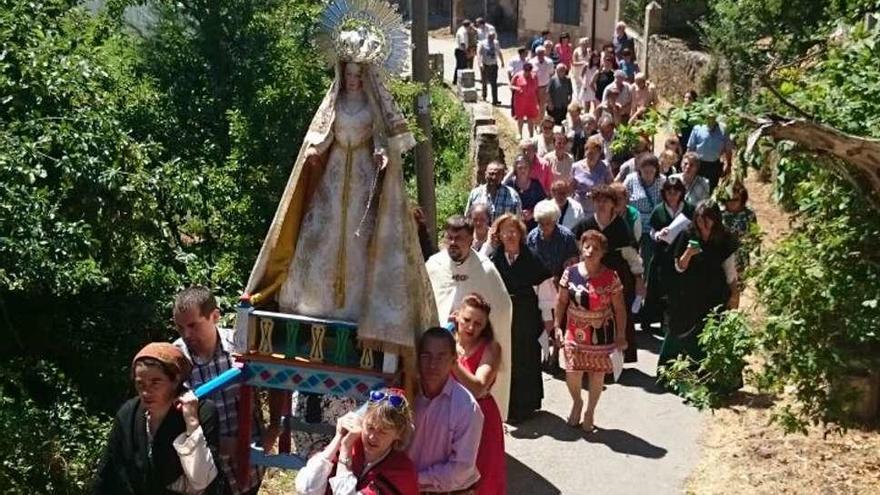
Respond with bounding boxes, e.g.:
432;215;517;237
469;103;504;185
620;0;707;41
646;35;720;102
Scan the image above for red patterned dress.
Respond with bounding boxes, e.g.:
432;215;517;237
456;341;506;495
559;264;623;372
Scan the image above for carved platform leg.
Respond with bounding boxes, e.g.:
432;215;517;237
247;315;258;353
382;353;399;374
310;324;326;362
360;347;374;369
278;390;292;454
258;318;274;355
234;297;252;353
334;327;352;365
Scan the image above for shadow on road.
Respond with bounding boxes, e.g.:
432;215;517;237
616;367;666;395
634;328;663;354
505;453;562;495
508;411;585;442
585;427;668;458
508;411;669;460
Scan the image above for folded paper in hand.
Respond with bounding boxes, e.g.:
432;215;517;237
631;294;643;314
658;213;692;244
610;349;624;382
538;331;550;360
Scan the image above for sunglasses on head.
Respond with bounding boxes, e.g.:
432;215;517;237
369;389;406;409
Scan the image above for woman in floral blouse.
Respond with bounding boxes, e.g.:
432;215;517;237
721;181;758;287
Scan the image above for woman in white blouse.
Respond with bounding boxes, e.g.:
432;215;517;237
294;388;418;495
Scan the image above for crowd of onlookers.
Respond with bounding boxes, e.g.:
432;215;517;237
447;14;757;491
453;20;658;141
90;20;759;495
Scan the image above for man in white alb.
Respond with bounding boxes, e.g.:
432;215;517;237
425;215;513;421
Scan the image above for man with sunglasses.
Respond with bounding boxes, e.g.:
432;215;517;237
407;327;484;495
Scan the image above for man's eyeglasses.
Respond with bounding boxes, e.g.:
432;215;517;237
369;389;407;409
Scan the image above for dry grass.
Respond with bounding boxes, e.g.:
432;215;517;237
686;167;880;494
259;468;296;495
686;395;880;494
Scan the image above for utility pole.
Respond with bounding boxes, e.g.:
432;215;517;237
410;0;437;237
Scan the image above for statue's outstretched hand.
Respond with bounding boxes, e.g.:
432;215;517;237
373;150;388;171
305;147;322;167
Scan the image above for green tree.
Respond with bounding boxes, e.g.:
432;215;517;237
702;0;879;96
666;2;880;432
0;0;328;490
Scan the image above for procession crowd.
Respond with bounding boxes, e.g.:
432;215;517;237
90;20;758;495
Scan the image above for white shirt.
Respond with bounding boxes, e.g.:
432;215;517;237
425;249;513;420
603;81;633;108
455;26;469;50
475;24;495;42
530;56;555;86
478;39;501;65
558;198;585;231
167;426;219;493
508;57;526;77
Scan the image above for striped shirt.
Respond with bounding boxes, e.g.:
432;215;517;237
465;183;523;222
174;328;263;494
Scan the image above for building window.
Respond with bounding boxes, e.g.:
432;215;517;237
553;0;581;25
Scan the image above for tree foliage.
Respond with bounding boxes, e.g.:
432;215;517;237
669;3;880;432
0;360;110;494
658;310;755;409
0;0;326;490
1;1;475;490
392;78;472;230
702;0;879;96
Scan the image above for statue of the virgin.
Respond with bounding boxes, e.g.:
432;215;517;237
244;0;437;356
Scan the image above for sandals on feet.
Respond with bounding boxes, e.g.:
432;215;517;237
567;400;583;426
582;412;595;433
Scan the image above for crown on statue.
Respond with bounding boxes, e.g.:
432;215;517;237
318;0;410;77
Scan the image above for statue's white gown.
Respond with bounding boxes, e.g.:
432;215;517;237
278;99;377;320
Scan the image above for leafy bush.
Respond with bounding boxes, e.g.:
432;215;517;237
668;10;880;432
1;0;326;490
658;310;755;409
610;109;661;160
428;83;472;227
0;359;111;494
3;1;474;489
751;160;880;432
620;0;708;41
744;24;880;432
701;0;877;97
394;79;472;229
